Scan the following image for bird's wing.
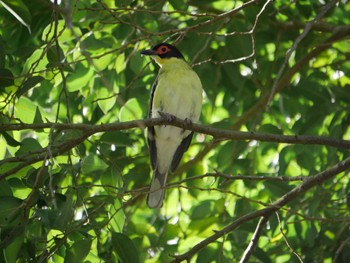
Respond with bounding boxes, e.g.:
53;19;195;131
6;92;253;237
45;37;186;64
170;131;194;172
148;79;158;170
148;127;157;170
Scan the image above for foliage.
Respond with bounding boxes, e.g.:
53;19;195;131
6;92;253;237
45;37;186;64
0;0;350;262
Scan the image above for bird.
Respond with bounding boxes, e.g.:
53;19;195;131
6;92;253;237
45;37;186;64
141;43;203;208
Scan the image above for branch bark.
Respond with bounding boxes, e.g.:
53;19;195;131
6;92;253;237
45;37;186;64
1;116;350;179
1;116;350;149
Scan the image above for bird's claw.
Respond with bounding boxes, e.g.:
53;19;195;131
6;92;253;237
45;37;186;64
184;118;192;126
158;111;176;122
182;118;193;132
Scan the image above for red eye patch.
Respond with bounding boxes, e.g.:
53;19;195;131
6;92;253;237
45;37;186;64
156;45;171;55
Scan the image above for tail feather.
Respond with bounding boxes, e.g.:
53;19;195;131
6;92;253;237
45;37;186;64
147;169;167;208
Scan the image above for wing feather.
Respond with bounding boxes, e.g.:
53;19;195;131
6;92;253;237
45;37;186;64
148;80;158;170
170;131;194;172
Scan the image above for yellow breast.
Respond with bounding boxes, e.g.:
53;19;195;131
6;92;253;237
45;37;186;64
152;58;202;122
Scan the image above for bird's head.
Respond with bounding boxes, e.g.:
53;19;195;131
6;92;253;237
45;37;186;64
141;43;184;66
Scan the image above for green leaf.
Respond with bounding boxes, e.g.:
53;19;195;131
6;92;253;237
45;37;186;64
53;190;74;230
0;68;14;88
33;106;44;124
0;0;31;33
196;245;219;263
264;181;293;197
191;200;216;220
47;45;65;63
23;48;48;73
215;141;237;171
46;45;73;72
64;238;93;263
42;20;80;42
100;131;134;146
119;98;143;121
0;179;13;197
109;199;125;233
14;97;38;123
53;129;83;146
3;229;24;263
112;232;140;263
254;247;273;263
115;53;126;74
130;53;146;74
96;87;116;114
259;124;283;134
168;0;187;10
0;196;22;225
101;166;122;191
346;181;350;210
188;217;217;233
15;138;42;157
1;131;22;147
66;63;94;92
81;154;109;175
0;36;5;68
16;76;44;98
25;167;49;188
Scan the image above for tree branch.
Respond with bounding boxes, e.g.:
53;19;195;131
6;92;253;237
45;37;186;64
172;172;306;186
1;116;350;149
240;216;269;263
170;155;350;262
1;114;349;180
2;116;349;179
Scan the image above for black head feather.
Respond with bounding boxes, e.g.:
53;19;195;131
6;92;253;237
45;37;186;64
141;43;184;59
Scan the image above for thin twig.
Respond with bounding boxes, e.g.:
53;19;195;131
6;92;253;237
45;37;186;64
275;211;303;262
240;216;269;263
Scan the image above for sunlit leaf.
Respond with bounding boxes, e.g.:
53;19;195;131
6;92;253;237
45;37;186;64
1;131;22;147
14;96;38;123
64;238;93;263
96;87;116;114
16;76;44;97
66;64;94;92
42;20;81;42
119;98;143;121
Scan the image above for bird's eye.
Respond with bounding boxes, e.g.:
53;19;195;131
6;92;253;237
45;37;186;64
158;46;170;54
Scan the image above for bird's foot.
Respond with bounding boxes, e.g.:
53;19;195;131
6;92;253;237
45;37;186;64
158;111;176;122
182;118;193;132
184;118;193;126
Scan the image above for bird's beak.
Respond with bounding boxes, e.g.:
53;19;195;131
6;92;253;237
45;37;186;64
141;49;156;56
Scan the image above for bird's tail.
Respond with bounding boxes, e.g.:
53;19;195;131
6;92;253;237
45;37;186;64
147;169;167;208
